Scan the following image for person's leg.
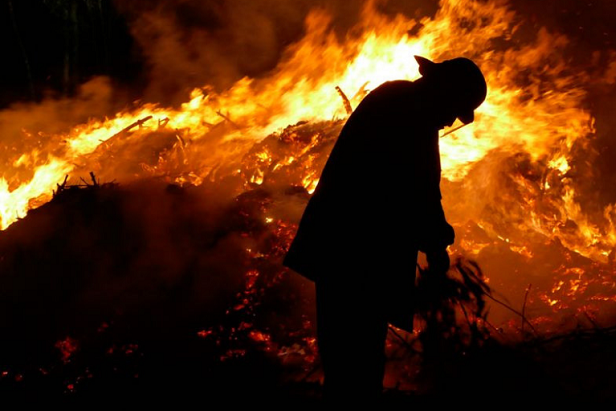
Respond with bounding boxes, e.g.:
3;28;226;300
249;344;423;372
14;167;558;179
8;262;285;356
316;276;389;401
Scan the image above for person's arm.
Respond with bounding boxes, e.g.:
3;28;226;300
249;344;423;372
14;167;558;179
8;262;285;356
415;133;454;273
419;196;454;274
417;191;455;252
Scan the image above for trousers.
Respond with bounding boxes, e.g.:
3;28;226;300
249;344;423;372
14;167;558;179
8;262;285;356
315;275;398;401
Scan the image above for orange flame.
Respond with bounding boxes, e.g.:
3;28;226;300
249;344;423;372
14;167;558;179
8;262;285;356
0;0;611;310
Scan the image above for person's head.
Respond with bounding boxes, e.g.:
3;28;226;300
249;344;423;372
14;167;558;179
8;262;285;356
415;55;487;129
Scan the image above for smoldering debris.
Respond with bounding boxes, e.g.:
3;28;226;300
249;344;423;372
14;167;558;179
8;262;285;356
0;117;615;400
0;178;316;400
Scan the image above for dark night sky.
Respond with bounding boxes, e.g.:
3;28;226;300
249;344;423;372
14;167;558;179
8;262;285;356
0;0;614;108
0;0;140;107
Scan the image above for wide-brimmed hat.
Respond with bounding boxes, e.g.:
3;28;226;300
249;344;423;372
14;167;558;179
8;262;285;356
415;55;487;124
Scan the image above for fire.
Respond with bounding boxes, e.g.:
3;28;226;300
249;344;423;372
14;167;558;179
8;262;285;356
0;0;614;322
55;337;79;364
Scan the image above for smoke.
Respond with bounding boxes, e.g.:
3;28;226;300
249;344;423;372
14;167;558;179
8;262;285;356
112;0;438;105
0;77;120;184
603;54;616;86
113;0;340;104
0;1;439;187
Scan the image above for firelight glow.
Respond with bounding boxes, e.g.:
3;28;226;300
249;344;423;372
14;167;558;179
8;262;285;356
0;0;613;312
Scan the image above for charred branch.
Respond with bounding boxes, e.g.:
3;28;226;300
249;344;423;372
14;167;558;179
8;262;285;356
76;172;99;187
53;175;70;197
215;110;242;130
124;115;153;133
89;171;99;186
158;117;170;129
486;291;537;335
94;116;156;151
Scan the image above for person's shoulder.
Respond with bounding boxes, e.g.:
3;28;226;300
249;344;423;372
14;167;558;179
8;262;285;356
362;79;419;104
372;79;416;94
354;79;420;113
346;79;421;121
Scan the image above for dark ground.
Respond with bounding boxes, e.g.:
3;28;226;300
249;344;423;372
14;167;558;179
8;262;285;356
0;182;615;403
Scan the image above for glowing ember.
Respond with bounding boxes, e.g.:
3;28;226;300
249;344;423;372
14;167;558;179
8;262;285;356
248;330;271;343
55;337;79;363
197;329;214;339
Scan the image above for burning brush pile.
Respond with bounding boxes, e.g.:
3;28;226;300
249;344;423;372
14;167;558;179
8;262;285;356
1;0;616;400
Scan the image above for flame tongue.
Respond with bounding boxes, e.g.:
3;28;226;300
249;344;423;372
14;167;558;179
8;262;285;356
0;0;613;315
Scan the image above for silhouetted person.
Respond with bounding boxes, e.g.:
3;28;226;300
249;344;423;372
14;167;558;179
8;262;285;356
284;55;487;401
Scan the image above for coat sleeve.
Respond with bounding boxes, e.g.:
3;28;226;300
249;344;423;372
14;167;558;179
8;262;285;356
414;132;455;253
416;191;455;253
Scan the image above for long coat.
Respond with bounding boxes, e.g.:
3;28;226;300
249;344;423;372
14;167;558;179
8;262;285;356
284;79;454;283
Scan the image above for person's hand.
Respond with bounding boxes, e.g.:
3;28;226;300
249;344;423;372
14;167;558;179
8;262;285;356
426;248;450;274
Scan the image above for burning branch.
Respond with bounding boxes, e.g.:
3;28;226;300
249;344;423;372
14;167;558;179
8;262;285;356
485;291;537;335
335;86;353;115
79;173;98;187
351;81;370;102
122;116;153;133
158;118;170;129
175;133;186;148
89;172;99;186
216;111;241;130
53;175;70;197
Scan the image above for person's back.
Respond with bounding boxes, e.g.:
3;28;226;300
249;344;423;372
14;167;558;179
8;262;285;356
284;79;444;282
